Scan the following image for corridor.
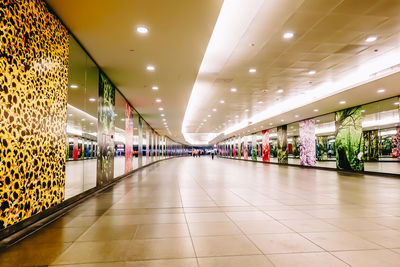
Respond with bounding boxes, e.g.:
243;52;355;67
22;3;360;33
1;157;400;266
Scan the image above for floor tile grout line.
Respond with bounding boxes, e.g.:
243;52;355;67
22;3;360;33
221;168;357;266
187;163;275;265
178;166;201;267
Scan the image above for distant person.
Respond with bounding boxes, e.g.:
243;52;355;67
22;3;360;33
211;151;215;160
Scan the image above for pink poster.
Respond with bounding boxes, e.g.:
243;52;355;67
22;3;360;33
262;130;270;162
299;119;316;166
125;103;133;173
396;127;400;160
146;125;150;162
73;136;79;160
233;138;236;158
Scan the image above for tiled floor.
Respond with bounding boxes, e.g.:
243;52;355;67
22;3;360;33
65;155;168;199
2;157;400;266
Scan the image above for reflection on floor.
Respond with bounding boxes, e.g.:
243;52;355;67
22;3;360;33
65;159;97;200
66;155;170;199
2;157;400;266
248;156;400;174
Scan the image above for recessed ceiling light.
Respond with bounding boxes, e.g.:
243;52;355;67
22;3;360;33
269;122;273;125
339;100;346;104
212;108;217;112
295;115;299;118
258;101;263;104
290;126;293;128
230;88;237;93
203;119;207;122
283;32;294;39
155;98;162;103
70;84;78;89
235;115;239;118
314;109;319;112
158;107;164;111
121;118;125;121
361;109;366;113
152;86;159;90
88;98;96;102
245;109;249;112
68;113;72;117
277;89;284;93
377;88;385;93
161;114;165;117
316;120;320;122
207;114;211;117
249;68;256;73
394;102;399;105
228;120;231;122
90;122;94;125
162;118;166;121
146;65;155;71
136;26;149;34
81;118;85;121
365;36;377;43
308;70;316;75
281;119;284;122
219;100;225;104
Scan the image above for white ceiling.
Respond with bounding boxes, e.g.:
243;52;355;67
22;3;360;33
47;0;400;145
183;0;400;144
46;0;223;144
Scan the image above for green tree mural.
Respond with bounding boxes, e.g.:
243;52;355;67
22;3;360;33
335;106;364;171
97;73;115;185
363;130;379;161
277;125;288;164
317;136;328;160
251;145;258;161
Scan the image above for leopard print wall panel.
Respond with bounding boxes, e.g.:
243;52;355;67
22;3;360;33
97;73;115;186
0;0;69;229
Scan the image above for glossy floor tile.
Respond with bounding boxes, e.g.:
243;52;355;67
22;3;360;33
1;157;400;266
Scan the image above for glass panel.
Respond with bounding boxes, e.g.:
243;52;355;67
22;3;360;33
315;113;336;168
287;122;300;165
65;35;98;199
364;97;400;173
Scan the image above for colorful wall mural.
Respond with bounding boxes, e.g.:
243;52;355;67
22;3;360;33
243;136;248;160
0;0;69;229
262;130;270;162
251;135;257;161
277;125;288;164
125;103;134;172
335;106;364;171
299;119;316;166
397;127;400;160
363;130;379;161
97;73;115;185
0;0;178;232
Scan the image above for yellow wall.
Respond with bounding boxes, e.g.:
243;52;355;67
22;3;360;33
0;0;69;228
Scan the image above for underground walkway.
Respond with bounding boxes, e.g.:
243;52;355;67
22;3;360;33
1;157;400;266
